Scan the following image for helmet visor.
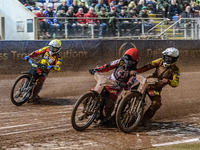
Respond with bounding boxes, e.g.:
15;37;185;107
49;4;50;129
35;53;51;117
52;47;61;53
163;55;178;64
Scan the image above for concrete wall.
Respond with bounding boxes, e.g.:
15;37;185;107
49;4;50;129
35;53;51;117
0;0;36;40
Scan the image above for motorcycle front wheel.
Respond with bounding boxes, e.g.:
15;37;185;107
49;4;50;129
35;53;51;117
10;74;32;106
116;92;144;133
71;92;99;131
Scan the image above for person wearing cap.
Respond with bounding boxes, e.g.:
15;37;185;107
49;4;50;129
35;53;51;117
76;8;88;36
57;0;68;13
98;7;109;37
79;0;89;13
136;0;145;13
108;6;118;36
44;5;60;37
95;0;108;14
138;6;154;33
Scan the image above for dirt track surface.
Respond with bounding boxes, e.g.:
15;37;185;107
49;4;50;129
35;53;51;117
0;71;200;150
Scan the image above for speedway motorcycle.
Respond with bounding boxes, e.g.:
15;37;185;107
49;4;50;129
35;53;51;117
116;73;159;133
71;72;123;131
10;58;48;106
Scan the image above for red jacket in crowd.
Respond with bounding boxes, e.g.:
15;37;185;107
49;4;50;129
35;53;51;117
75;12;86;24
35;12;46;22
85;11;99;24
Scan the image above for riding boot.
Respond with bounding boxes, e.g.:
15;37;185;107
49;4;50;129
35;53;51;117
31;78;44;102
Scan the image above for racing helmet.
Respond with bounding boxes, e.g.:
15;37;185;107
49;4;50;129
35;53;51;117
162;47;179;67
122;48;140;70
48;39;62;55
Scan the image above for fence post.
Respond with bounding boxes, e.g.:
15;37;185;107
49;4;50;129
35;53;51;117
184;22;187;39
65;19;68;39
34;17;38;40
191;21;194;39
173;26;175;39
142;19;145;36
91;19;94;38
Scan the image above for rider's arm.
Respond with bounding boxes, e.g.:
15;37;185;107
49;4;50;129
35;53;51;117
29;46;49;58
136;58;162;73
53;56;62;71
168;66;180;88
94;59;121;72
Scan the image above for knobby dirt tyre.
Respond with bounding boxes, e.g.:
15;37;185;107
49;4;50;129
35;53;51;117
10;74;31;106
116;92;144;133
71;92;98;131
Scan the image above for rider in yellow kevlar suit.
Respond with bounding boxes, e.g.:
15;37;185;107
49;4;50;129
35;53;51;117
136;47;180;125
24;39;62;102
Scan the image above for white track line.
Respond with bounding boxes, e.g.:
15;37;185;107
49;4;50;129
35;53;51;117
0;124;72;136
152;138;200;147
0;124;32;130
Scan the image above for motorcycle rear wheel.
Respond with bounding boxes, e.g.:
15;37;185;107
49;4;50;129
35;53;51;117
71;92;99;131
10;74;32;106
116;92;144;133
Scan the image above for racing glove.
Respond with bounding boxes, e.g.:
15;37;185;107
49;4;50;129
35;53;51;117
89;69;96;75
24;55;30;61
119;82;128;88
47;65;53;70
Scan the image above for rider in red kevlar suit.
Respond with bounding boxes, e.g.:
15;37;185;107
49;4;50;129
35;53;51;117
89;48;140;124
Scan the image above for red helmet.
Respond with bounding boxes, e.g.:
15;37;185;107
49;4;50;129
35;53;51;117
123;48;140;70
124;48;140;62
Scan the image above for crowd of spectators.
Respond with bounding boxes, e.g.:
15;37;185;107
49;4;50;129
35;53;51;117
19;0;200;38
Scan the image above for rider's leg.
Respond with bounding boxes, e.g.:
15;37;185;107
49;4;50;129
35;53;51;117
32;76;46;101
142;95;162;125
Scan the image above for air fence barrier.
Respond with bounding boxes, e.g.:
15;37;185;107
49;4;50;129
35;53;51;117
0;40;200;74
36;17;200;40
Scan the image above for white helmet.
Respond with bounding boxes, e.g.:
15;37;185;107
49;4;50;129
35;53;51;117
162;47;179;67
48;39;62;55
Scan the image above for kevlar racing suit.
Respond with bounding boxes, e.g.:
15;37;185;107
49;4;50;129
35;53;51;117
28;46;62;100
94;59;136;120
136;58;180;124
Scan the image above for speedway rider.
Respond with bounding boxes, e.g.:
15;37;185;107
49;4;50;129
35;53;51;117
136;47;180;126
89;48;140;124
24;39;62;102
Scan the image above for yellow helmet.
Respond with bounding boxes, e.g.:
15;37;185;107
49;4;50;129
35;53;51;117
48;39;62;54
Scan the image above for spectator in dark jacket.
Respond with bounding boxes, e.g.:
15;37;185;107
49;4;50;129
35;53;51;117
157;0;169;17
116;0;125;13
44;5;60;37
66;6;77;36
56;7;67;37
168;0;180;21
95;0;108;14
128;7;138;35
88;0;98;8
117;7;130;36
108;6;118;36
79;0;89;13
71;0;79;14
57;0;68;13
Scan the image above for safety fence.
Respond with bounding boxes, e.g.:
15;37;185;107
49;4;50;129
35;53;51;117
36;17;200;40
0;40;200;74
